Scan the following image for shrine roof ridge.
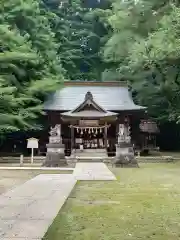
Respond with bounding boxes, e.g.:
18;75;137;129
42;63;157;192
63;81;128;87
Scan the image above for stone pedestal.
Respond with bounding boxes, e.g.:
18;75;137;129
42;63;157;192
43;124;67;167
115;142;138;167
43;143;67;167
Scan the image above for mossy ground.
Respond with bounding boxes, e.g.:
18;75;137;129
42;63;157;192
44;162;180;240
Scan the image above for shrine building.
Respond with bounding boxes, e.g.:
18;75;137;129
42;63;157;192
43;81;158;156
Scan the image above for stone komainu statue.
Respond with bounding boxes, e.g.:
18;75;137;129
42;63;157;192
43;124;66;167
115;123;138;167
49;125;61;137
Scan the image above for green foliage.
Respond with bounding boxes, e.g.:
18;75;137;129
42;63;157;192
43;0;109;80
3;0;180;136
103;0;180;123
0;0;65;134
0;0;111;136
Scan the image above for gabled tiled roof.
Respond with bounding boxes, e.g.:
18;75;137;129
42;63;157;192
61;91;118;118
44;81;146;111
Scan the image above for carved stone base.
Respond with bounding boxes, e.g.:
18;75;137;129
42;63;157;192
49;136;61;144
115;143;139;167
43;143;67;167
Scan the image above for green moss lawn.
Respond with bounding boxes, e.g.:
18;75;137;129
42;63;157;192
44;162;180;240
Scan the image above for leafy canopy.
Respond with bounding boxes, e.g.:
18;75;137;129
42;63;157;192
0;0;65;134
103;0;180;123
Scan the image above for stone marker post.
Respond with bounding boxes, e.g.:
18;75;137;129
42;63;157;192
20;154;24;166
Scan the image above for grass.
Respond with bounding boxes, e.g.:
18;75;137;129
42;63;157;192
0;169;72;194
44;162;180;240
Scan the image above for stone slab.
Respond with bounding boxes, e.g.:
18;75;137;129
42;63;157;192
73;162;116;181
4;219;51;239
0;174;76;239
0;162;116;240
0;198;34;207
0;220;15;238
1;238;40;240
0;167;74;171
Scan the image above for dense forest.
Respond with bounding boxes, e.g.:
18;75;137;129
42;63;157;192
0;0;180;150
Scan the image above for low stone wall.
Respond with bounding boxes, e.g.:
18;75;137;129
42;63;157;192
0;155;177;165
137;156;175;163
104;156;176;164
0;156;76;168
0;156;46;164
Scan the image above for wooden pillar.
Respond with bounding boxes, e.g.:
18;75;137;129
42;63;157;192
104;123;108;149
116;115;120;144
71;126;74;151
116;122;119;144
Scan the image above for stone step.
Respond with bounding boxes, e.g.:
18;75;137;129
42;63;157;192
76;157;104;162
75;149;107;157
77;149;106;153
75;150;106;155
75;153;107;157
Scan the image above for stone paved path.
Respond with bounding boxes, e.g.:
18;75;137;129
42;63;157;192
0;162;116;239
0;166;74;171
73;162;116;181
0;174;76;239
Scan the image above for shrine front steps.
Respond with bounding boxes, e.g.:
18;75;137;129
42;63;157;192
72;149;108;162
74;148;107;156
76;157;105;162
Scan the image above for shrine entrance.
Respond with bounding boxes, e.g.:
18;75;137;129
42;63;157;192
61;91;117;154
42;81;155;158
70;122;110;150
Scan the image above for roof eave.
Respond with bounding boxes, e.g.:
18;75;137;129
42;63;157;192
45;107;147;112
61;113;118;118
